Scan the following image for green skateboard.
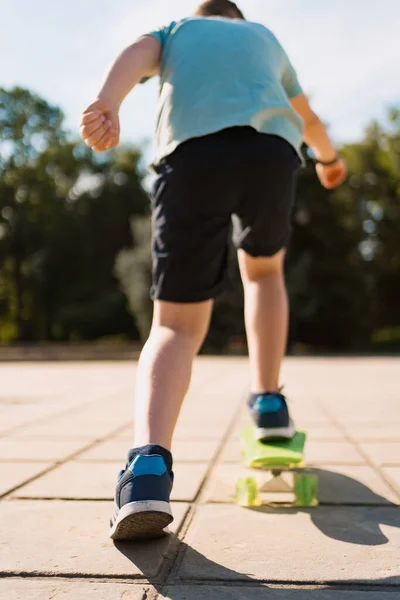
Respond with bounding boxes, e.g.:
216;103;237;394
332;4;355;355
235;425;318;508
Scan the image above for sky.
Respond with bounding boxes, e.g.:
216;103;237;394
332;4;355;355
2;0;400;159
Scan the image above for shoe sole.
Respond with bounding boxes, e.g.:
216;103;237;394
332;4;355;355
255;420;296;443
110;500;173;541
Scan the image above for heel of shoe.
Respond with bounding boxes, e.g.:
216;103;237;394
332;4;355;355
110;500;173;540
255;421;296;442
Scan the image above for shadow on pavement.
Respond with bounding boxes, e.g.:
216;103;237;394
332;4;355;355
115;537;399;598
250;468;400;545
115;537;275;596
313;467;400;545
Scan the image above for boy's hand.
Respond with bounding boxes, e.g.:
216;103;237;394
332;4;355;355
316;157;347;190
80;98;120;153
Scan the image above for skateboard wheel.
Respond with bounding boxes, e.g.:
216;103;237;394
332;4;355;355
294;473;319;507
235;477;262;507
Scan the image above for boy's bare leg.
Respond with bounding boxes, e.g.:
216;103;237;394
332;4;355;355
238;249;288;394
133;300;213;450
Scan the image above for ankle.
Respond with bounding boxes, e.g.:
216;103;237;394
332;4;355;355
250;388;281;396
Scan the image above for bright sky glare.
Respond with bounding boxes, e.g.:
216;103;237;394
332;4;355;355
2;0;399;159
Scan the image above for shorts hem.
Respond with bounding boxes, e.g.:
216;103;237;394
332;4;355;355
236;240;288;258
150;280;228;304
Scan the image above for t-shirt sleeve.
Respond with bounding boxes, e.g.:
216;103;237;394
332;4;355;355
139;22;177;84
146;21;176;48
281;52;303;99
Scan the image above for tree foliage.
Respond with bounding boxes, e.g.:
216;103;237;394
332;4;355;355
0;87;149;342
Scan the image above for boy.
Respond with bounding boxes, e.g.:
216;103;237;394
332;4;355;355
80;0;347;540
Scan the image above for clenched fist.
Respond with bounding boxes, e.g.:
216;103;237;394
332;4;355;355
80;98;120;153
316;157;347;190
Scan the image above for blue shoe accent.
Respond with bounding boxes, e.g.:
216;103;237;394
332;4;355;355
110;450;174;540
128;455;167;477
249;392;296;441
253;395;283;414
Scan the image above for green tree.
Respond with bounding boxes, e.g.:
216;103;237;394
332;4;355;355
340;110;400;350
287;151;370;351
0;87;149;342
0;87;65;339
115;217;153;341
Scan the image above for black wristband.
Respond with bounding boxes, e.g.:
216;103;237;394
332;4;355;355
316;154;340;167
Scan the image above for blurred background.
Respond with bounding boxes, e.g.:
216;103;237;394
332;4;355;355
0;0;399;355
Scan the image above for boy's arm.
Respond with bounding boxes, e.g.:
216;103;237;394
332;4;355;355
97;35;161;109
279;42;347;190
291;93;347;189
80;36;161;153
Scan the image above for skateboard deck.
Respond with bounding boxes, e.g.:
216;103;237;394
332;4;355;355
236;425;318;507
241;424;306;469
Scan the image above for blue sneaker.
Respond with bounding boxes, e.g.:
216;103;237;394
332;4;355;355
110;448;174;540
248;392;295;442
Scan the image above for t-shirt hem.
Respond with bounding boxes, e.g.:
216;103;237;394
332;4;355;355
153;122;304;167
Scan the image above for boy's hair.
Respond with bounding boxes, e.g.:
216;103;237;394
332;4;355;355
195;0;245;19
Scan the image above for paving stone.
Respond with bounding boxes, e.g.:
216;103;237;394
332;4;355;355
77;438;219;463
14;461;208;502
76;439;136;461
338;416;400;425
0;406;64;436
172;439;219;461
0;438;89;461
203;464;399;504
326;404;400;423
347;425;400;442
177;504;400;583
0;580;156;600
2;358;400;592
74;402;133;423
360;443;400;466
0;404;64;420
12;461;120;499
161;588;398;600
305;441;365;465
116;419;230;441
0;362;136;397
382;468;400;494
0;501;188;577
290;413;333;428
173;420;229;440
328;400;400;423
17;416;128;438
219;437;242;463
317;466;400;504
303;425;346;441
0;462;51;497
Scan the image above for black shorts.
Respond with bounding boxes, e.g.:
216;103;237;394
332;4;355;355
150;127;300;303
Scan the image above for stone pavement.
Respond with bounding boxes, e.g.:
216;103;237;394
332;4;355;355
0;357;399;599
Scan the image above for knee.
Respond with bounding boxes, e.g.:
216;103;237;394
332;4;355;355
238;249;285;282
152;300;213;340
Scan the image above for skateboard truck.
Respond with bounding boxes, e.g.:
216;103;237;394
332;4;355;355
236;469;318;508
235;426;319;508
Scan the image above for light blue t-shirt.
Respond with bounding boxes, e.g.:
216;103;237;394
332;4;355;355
144;17;304;164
